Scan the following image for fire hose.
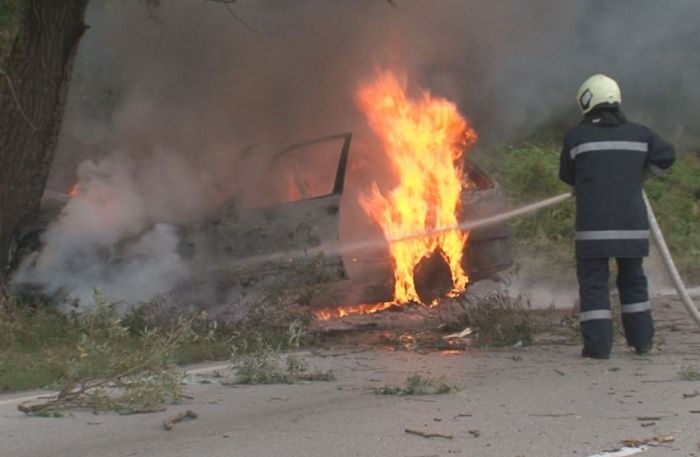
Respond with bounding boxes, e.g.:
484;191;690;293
230;186;700;327
346;188;700;326
642;191;700;327
459;190;700;328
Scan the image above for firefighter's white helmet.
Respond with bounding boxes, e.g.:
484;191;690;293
576;74;621;114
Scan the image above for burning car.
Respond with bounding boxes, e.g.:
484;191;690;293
11;129;511;314
185;129;512;318
11;70;512;317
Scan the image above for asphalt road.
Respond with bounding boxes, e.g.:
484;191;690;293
1;295;699;457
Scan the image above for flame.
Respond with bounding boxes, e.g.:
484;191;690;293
315;302;397;321
313;70;477;321
358;70;476;304
68;183;80;198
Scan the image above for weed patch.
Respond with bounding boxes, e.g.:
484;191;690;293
377;374;459;395
1;290;242;398
0;0;18;58
14;292;198;416
472;143;700;283
457;290;534;347
645;152;700;280
678;364;700;381
229;323;334;385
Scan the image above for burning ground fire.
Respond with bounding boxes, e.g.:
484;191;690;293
315;70;477;321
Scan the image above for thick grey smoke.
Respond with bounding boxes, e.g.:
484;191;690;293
13;157;189;306
17;0;699;307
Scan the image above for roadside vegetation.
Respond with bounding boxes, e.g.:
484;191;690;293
229;322;334;385
377;374;459;396
3;138;697;396
0;290;294;394
678;364;700;381
472;141;700;282
0;0;17;59
456;290;534;347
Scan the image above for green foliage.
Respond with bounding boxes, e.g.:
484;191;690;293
489;142;570;202
0;1;13;28
229;322;334;384
269;254;343;307
0;0;18;59
237;254;341;331
230;334;291;384
472;143;575;272
678;364;700;381
645;153;700;279
11;290;197;415
473;142;700;282
377;374;459;396
458;290;534;347
0;294;80;391
1;287;323;393
0;290;238;396
121;296;236;364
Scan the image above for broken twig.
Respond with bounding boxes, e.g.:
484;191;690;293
622;435;675;447
404;428;453;439
163;410;198;430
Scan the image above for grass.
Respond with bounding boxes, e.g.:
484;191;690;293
678;364;700;381
2;292;193;415
645;152;700;279
1;290;333;412
456;290;534;347
0;296;83;391
0;251;336;393
472;142;700;283
471;142;576;275
377;374;459;395
0;0;18;60
229;323;334;385
0;290;292;393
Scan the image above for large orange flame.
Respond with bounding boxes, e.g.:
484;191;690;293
358;70;476;305
357;71;477;303
313;70;477;321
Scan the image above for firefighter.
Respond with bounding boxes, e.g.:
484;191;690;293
559;74;675;359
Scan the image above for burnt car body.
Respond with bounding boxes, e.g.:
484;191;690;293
186;132;512;307
12;132;512;309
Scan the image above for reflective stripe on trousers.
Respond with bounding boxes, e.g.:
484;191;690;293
621;301;651;314
579;309;612;322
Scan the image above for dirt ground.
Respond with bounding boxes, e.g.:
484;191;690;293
1;293;699;457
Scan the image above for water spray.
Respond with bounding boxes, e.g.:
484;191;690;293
226;190;700;327
224;192;574;269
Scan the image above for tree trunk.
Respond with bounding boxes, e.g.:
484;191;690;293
0;0;89;300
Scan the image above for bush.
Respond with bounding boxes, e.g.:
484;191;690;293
458;290;534;347
472;143;575;275
472;142;700;282
645;152;700;279
377;374;459;395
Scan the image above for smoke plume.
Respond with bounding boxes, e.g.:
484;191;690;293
15;0;699;308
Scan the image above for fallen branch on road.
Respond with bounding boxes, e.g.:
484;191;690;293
164;410;198;430
404;428;453;439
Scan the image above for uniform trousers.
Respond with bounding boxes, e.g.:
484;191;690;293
577;257;654;356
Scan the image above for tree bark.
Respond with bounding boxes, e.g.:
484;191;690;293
0;0;89;298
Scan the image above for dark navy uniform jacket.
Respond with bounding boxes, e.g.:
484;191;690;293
559;107;675;259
